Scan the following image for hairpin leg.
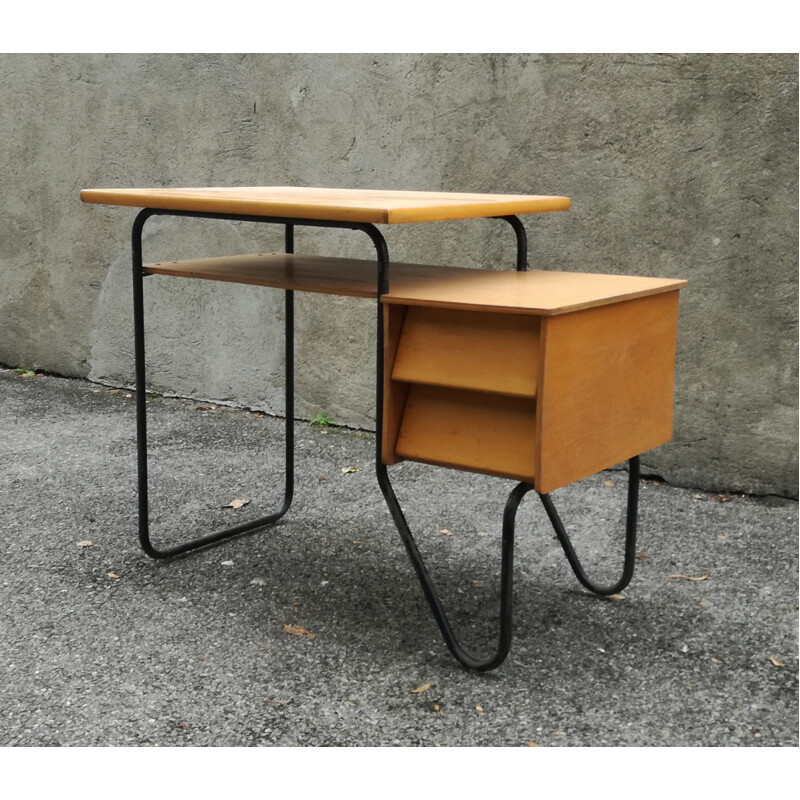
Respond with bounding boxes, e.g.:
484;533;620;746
539;456;640;596
377;457;640;670
377;464;534;672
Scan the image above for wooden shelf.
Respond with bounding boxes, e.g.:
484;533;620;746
394;385;537;482
145;253;687;315
392;306;539;398
145;254;385;299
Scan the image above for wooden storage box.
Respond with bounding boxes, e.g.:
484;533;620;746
382;269;685;494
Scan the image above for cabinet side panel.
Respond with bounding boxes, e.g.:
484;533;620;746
536;291;681;494
382;304;409;465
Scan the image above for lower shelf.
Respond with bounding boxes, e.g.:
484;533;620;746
394;384;537;482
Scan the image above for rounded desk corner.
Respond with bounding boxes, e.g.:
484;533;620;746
80;189;107;204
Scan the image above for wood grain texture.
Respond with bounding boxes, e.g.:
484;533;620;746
395;385;536;482
391;306;540;397
143;253;687;314
382;305;410;466
144;254;384;298
535;291;681;494
81;186;571;224
383;267;686;315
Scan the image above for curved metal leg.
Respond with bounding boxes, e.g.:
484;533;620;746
377;464;534;672
538;456;640;596
131;210;294;558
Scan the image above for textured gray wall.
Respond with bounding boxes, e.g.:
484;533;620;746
1;54;797;497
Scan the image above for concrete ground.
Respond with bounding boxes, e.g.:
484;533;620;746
1;367;797;747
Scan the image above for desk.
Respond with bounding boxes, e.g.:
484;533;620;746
80;186;686;670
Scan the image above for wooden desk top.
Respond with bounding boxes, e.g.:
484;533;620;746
80;186;571;224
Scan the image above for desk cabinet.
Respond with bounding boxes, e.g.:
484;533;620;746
382;270;682;494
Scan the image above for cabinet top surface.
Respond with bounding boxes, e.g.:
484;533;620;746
79;186;571;224
382;265;687;314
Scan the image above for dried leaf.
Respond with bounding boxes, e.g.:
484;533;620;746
107;572;120;579
526;742;541;747
669;573;709;581
768;657;785;667
196;405;212;411
224;498;249;509
76;540;93;548
283;624;315;639
254;413;265;418
471;580;484;586
341;466;361;474
440;529;454;536
635;553;650;560
603;479;615;488
410;683;431;694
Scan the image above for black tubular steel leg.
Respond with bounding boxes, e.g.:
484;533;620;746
498;215;528;270
538;457;640;596
378;470;534;671
132;208;294;559
368;222;531;671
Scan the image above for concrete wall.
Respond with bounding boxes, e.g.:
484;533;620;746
1;53;797;497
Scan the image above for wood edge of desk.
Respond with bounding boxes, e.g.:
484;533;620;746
385;196;571;223
80;190;571;224
80;190;392;224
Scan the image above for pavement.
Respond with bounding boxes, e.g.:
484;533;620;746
0;367;797;747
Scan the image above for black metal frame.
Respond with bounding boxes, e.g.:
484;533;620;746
130;208;641;669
